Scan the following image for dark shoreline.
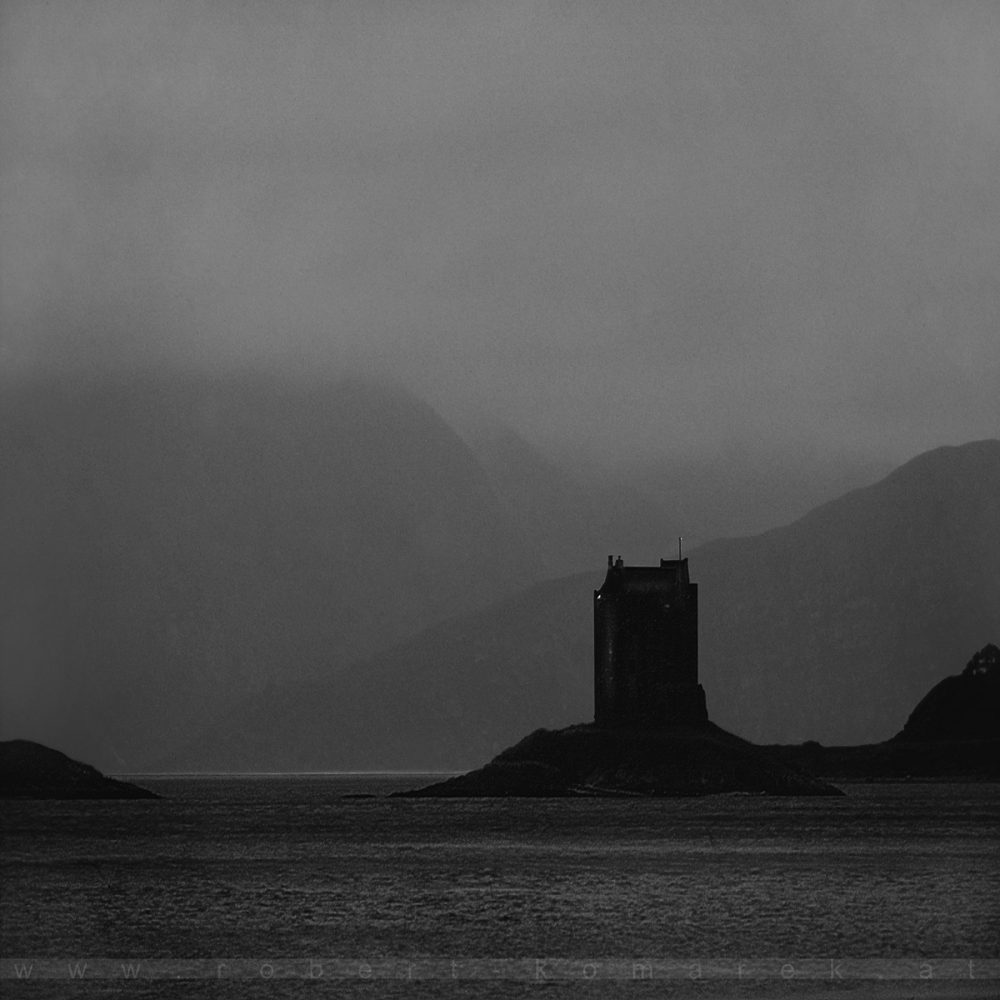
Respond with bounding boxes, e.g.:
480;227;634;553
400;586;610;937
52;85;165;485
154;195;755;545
765;737;1000;783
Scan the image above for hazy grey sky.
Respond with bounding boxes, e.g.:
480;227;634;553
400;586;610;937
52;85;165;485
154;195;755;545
2;0;998;461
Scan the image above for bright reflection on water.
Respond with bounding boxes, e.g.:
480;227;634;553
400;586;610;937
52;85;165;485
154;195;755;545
2;779;997;998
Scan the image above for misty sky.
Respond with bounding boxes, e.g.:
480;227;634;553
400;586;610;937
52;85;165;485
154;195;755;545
2;0;998;462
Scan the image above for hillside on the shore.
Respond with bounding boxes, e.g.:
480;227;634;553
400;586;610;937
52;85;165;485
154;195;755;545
0;741;157;799
895;643;999;742
767;644;1000;780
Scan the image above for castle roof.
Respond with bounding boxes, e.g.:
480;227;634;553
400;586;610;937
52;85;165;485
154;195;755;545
597;556;690;595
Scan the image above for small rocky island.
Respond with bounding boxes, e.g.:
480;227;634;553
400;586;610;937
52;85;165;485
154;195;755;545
401;555;842;798
0;740;158;799
401;722;840;797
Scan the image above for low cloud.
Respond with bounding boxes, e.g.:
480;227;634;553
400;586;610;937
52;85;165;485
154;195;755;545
2;0;998;461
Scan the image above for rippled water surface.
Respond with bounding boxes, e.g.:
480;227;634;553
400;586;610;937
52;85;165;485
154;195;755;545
2;778;997;997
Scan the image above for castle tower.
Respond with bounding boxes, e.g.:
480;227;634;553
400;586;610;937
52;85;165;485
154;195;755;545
594;555;707;728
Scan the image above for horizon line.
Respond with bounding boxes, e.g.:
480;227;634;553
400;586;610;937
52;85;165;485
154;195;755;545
111;770;465;778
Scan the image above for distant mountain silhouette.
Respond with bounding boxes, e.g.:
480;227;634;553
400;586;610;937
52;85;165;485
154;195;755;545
5;367;995;770
586;447;893;550
471;426;694;573
160;440;1000;770
155;574;595;771
470;425;890;563
1;374;533;767
697;440;1000;744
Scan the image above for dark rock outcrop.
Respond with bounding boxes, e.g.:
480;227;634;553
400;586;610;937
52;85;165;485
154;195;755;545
397;723;842;797
766;645;1000;780
894;643;999;742
0;740;158;799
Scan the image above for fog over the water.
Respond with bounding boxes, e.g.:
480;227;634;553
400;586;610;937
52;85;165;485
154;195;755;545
2;0;998;463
